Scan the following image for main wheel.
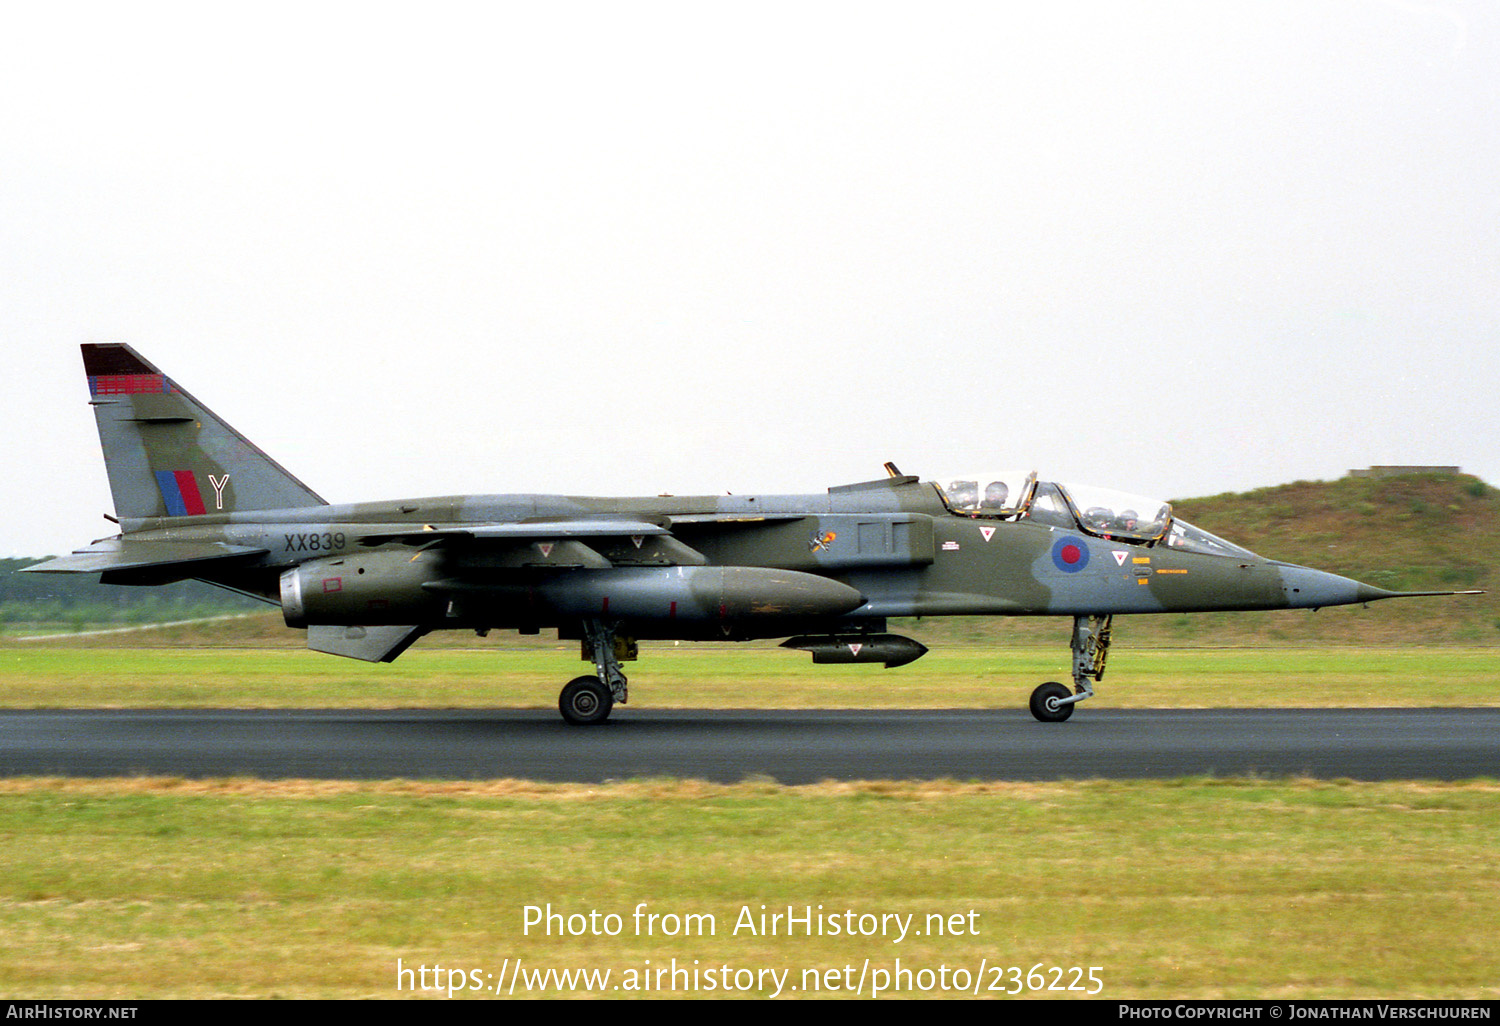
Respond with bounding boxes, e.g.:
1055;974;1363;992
559;675;614;725
1029;681;1074;723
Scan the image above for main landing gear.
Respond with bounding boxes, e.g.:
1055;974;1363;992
1029;614;1112;723
559;618;632;725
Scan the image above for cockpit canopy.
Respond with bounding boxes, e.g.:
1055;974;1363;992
935;471;1256;557
937;471;1037;518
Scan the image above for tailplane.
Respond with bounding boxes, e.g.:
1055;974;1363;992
82;343;325;521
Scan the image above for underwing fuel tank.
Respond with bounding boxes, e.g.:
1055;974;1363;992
781;634;929;668
433;566;868;624
284;559;867;627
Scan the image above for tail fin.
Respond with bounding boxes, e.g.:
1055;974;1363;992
82;343;325;522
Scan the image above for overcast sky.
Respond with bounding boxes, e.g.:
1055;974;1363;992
3;1;1496;557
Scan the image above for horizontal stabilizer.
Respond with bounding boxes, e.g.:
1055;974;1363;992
21;540;268;576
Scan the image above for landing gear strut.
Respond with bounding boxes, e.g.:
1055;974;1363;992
559;619;631;725
1029;614;1112;722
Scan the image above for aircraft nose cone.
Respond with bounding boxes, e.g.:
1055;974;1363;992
1277;564;1391;609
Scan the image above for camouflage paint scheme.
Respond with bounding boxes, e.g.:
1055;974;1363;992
28;344;1469;723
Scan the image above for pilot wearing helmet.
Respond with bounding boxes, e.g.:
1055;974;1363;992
947;480;979;510
981;481;1010;511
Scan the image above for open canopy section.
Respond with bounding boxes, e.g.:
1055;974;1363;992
934;471;1258;557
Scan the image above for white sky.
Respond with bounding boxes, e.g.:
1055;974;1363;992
3;1;1496;557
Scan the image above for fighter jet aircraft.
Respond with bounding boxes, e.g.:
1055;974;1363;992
26;343;1478;723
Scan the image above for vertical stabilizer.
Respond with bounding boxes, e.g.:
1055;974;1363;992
82;343;326;521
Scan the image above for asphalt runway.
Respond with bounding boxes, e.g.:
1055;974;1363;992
0;707;1495;782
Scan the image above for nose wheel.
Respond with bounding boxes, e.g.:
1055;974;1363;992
1029;681;1074;722
1028;614;1112;722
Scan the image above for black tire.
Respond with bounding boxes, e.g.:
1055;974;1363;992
559;675;613;725
1029;681;1074;723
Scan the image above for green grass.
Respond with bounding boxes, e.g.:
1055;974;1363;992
2;645;1497;709
0;777;1494;999
2;475;1493;1000
2;605;1496;999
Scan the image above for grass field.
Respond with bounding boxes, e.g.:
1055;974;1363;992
0;777;1495;999
1;643;1496;999
2;644;1497;709
3;467;1494;998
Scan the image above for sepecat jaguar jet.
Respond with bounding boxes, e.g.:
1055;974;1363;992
25;344;1478;723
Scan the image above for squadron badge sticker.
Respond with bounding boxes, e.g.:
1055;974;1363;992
809;530;837;553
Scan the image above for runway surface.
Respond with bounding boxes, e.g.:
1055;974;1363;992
0;707;1495;782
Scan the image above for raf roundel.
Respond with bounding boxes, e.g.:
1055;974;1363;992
1052;537;1091;573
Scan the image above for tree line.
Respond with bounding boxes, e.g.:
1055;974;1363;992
0;558;264;630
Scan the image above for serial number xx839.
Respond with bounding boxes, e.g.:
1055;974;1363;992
284;532;346;553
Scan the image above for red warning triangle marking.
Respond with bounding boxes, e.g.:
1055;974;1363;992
631;536;644;549
980;526;996;542
1112;550;1128;566
848;643;863;657
539;543;554;558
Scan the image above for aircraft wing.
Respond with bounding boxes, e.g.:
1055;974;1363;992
356;519;673;546
656;514;807;525
356;515;809;547
21;539;269;576
357;518;711;569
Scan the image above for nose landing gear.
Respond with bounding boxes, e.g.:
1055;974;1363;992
1029;614;1112;722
